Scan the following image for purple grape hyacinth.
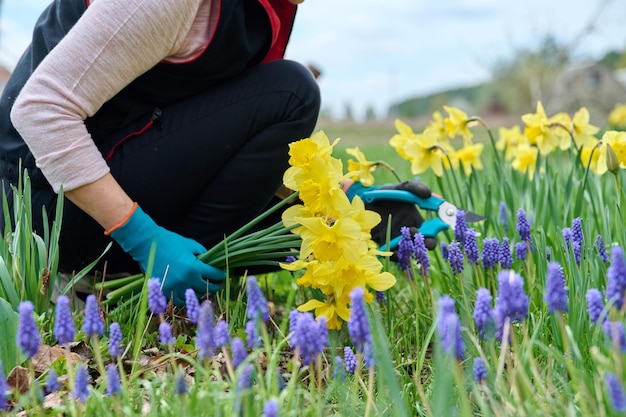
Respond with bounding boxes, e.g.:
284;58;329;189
54;295;75;345
413;232;430;277
606;373;626;412
17;301;40;358
82;294;104;337
515;241;528;261
440;241;449;260
606;246;626;309
494;271;529;340
246;319;260;349
437;296;465;360
45;368;59;394
603;321;626;352
185;288;200;324
545;262;568;314
246;276;270;322
197;301;216;359
397;226;415;276
214;320;230;348
264;399;279;417
108;322;123;358
0;362;8;410
499;238;513;269
175;369;188;395
105;363;122;396
348;287;371;353
73;364;90;402
232;337;247;369
562;227;572;248
516;208;531;242
148;277;167;315
454;209;467;245
289;312;328;365
344;346;357;375
595;234;609;263
473;288;495;340
499;201;508;232
464;228;479;265
333;355;346;381
481;238;500;270
473;357;487;382
586;288;604;323
448;241;464;274
159;322;175;345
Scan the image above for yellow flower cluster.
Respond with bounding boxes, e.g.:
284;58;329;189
499;101;626;177
280;131;397;329
389;106;484;177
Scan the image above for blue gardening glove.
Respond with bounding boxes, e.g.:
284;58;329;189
109;204;226;306
346;180;437;251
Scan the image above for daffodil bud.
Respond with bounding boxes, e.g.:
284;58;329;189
606;143;621;174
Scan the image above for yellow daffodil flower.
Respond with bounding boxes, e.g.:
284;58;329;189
287;130;338;168
426;111;449;145
297;298;350;330
296;216;367;262
389;119;417;160
583;131;626;175
455;143;484;176
402;129;447;176
511;143;539;180
522;101;560;156
496;125;527;161
345;194;382;240
609;104;626;129
571;107;599;149
346;147;376;186
443;105;473;141
548;111;573;150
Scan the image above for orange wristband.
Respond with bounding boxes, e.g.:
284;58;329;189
104;202;138;236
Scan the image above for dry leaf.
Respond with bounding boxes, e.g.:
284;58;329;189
31;345;81;374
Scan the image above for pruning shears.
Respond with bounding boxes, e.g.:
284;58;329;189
360;189;485;250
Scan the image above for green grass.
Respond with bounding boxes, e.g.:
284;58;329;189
2;118;626;416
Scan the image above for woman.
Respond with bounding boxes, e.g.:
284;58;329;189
0;0;320;305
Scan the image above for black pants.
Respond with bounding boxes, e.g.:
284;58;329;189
17;60;320;275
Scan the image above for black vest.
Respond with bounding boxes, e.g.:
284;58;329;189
0;0;272;188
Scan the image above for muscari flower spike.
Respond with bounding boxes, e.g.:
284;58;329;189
197;301;216;359
606;246;626;309
454;209;467;245
54;295;75;345
246;320;261;349
333;355;346;381
562;227;572;248
473;288;495;341
108;322;123;358
516;208;531;242
473;357;487;383
264;399;279;417
545;262;568;314
464;228;479;265
237;363;254;392
344;346;357;375
603;321;626;352
246;276;270;322
290;312;328;365
231;337;247;369
438;301;465;361
348;287;371;353
499;237;513;269
481;237;500;270
586;288;604;323
18;300;40;359
82;294;104;337
397;226;415;276
363;340;375;368
606;373;626;412
185;288;200;324
448;241;464;274
440;241;449;260
175;369;188;395
595;234;609;263
494;270;529;340
499;201;508;232
572;217;584;247
46;368;59;394
159;322;175;345
73;364;90;402
106;363;122;396
0;361;9;410
413;231;430;277
214;320;231;349
515;241;528;261
148;277;167;315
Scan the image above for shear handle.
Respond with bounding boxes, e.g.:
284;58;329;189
360;190;445;211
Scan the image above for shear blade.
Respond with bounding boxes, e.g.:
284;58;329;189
464;211;486;223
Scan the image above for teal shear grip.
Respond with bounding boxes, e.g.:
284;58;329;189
360;190;453;248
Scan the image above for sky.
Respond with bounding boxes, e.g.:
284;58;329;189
1;0;626;120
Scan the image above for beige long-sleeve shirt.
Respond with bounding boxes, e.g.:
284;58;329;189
10;0;218;192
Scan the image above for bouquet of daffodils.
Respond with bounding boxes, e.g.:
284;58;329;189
97;131;396;329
